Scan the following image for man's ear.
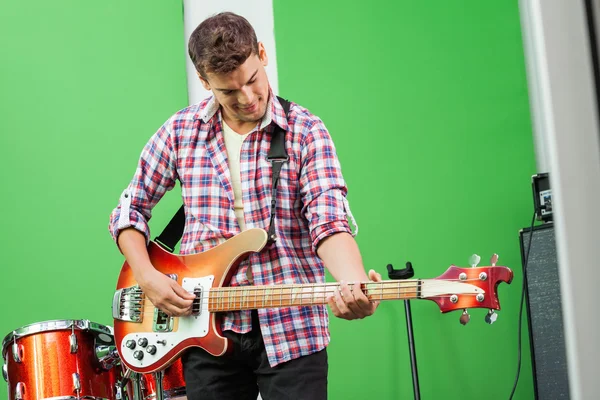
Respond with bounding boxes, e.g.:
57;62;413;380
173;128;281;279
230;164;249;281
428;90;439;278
198;73;211;91
258;42;268;67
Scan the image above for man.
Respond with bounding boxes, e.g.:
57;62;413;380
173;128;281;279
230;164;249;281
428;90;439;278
109;11;381;400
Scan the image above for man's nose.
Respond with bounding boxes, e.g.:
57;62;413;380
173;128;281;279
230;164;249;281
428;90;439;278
237;86;254;105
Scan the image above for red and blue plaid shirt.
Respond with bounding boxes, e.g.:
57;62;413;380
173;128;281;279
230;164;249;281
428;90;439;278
109;92;356;366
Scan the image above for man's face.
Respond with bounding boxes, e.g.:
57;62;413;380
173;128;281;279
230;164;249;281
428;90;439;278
200;42;270;130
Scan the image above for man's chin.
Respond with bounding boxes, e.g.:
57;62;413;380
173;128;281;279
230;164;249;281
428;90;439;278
239;107;266;123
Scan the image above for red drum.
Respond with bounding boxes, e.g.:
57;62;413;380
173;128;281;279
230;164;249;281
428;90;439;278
2;319;121;400
138;359;186;400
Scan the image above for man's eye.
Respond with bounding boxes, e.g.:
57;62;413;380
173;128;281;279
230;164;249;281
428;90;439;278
222;90;233;95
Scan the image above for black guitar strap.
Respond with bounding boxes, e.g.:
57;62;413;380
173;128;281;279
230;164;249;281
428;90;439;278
154;96;291;252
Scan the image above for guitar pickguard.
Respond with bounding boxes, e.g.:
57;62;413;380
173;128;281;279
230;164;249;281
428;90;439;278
119;275;214;369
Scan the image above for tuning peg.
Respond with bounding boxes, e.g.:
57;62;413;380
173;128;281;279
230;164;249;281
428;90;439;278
485;309;498;324
459;309;470;325
490;253;499;266
469;254;481;268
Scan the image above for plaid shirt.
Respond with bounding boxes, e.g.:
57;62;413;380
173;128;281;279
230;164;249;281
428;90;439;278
109;93;356;366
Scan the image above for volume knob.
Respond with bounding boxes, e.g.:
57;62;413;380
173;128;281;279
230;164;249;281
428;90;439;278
137;338;148;348
133;350;144;360
125;340;136;349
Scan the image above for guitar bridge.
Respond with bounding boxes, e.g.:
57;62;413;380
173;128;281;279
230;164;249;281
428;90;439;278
112;286;144;322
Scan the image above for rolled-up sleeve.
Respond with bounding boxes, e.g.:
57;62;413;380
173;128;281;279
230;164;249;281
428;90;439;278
299;118;357;252
108;121;178;247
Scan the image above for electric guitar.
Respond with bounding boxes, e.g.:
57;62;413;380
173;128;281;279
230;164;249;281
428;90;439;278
112;228;513;373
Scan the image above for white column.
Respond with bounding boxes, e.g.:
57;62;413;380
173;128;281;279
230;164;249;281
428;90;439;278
519;1;600;399
182;0;279;105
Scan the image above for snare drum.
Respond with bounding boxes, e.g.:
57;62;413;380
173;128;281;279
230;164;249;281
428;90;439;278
136;359;186;400
2;319;121;400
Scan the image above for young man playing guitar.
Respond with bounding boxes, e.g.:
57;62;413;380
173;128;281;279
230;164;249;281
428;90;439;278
109;12;381;400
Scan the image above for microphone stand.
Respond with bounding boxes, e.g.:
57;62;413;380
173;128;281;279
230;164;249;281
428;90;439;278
387;262;420;400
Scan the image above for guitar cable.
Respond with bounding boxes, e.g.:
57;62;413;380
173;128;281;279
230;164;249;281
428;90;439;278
508;211;537;400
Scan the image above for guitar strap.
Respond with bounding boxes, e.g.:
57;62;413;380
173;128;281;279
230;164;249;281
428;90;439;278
154;96;291;252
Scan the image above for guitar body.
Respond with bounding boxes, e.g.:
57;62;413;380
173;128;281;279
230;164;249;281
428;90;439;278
113;228;269;373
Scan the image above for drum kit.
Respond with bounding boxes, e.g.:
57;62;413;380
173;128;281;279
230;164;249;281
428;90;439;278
1;319;187;400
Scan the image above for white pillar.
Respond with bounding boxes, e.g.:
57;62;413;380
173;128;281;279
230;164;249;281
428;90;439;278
182;0;279;105
519;1;600;399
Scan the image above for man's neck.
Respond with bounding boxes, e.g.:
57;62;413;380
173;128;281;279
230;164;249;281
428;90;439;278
222;113;260;135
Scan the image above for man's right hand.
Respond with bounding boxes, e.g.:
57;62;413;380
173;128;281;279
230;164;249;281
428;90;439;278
117;228;195;316
137;268;196;316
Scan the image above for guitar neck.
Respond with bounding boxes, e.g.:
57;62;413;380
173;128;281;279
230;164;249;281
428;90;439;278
207;281;421;312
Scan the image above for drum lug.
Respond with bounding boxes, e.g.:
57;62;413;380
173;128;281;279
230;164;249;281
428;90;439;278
12;338;23;363
73;372;81;395
115;383;123;400
15;382;25;400
70;326;78;354
2;364;7;382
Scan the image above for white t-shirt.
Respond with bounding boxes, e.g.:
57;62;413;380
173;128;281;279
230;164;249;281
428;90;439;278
222;119;252;231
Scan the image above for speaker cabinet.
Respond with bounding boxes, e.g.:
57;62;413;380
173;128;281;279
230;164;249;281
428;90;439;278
520;223;570;399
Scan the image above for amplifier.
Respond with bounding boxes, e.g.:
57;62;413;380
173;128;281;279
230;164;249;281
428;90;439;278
519;223;570;399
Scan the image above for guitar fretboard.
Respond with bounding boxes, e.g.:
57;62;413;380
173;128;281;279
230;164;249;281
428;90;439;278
207;281;421;312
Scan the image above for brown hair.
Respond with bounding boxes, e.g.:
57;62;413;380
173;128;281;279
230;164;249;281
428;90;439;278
188;12;259;78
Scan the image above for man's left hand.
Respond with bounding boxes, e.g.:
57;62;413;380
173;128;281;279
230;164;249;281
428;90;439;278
328;269;382;320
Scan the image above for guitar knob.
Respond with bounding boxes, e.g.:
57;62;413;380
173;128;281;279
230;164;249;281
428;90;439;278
137;338;148;348
146;345;157;355
133;350;144;360
125;340;136;349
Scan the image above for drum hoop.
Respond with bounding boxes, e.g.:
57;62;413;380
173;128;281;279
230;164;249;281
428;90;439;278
1;320;113;355
42;397;111;400
145;387;186;400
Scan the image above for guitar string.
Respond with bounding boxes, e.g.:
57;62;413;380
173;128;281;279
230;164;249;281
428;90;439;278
124;284;481;307
123;279;487;298
119;279;493;314
124;276;486;297
128;292;485;315
123;279;487;309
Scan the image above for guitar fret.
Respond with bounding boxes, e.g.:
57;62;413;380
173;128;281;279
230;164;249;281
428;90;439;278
264;288;270;308
279;286;283;307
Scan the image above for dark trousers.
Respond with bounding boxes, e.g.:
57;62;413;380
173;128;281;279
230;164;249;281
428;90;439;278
181;312;328;400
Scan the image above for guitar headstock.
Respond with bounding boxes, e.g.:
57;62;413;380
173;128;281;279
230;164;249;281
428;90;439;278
422;255;513;324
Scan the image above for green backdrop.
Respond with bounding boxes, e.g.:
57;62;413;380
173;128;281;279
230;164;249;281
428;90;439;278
273;1;536;399
1;1;536;399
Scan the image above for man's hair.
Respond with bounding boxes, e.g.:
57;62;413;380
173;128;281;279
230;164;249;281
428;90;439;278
188;12;259;78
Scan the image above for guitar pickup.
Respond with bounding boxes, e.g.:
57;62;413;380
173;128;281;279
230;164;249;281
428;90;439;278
192;286;203;316
153;308;174;332
153;273;178;332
